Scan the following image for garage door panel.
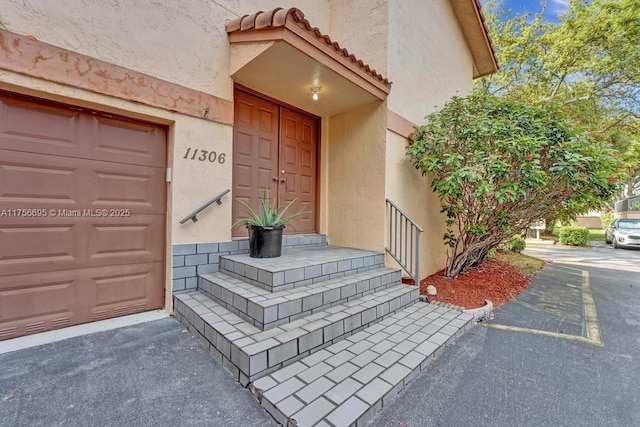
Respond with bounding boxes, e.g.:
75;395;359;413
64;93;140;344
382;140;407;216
0;97;82;153
0;221;84;276
90;115;166;167
0;94;166;168
90;164;165;213
90;262;163;320
0;270;80;339
88;215;164;264
0;149;81;207
0;214;163;276
0;262;163;339
0;149;165;214
0;279;75;324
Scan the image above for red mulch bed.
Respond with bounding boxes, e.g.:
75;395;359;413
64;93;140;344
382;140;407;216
420;254;532;309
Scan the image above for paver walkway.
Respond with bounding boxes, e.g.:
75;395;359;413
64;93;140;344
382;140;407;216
251;303;474;426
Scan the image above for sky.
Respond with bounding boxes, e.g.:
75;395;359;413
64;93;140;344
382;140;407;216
500;0;569;22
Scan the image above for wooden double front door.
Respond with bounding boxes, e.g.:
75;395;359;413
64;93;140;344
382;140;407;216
233;90;318;236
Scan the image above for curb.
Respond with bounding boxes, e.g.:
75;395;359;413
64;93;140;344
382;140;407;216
420;296;465;312
463;299;494;322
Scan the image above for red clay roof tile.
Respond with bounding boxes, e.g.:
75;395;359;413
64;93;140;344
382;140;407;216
226;7;391;87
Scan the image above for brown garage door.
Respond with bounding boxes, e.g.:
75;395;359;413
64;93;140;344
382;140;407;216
0;91;166;340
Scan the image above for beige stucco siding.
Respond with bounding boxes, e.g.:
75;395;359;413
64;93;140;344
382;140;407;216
327;102;387;252
0;0;332;101
1;0;485;281
329;0;389;76
387;0;474;123
0;0;333;247
170;119;233;244
383;0;476;279
1;0;234;99
384;131;448;277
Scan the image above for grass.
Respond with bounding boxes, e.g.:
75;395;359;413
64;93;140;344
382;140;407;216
498;252;546;276
586;228;605;242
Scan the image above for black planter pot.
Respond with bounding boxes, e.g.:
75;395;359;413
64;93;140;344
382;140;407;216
248;225;284;258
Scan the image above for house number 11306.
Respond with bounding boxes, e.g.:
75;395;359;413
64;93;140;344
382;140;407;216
183;147;226;164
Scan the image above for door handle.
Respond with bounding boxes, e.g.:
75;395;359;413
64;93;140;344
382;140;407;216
272;177;278;182
280;178;286;183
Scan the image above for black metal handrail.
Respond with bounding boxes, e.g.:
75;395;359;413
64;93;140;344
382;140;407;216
180;189;230;224
385;198;423;286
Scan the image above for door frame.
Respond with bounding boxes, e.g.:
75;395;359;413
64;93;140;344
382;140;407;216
233;84;321;235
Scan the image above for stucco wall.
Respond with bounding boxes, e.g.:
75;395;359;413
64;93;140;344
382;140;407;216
171;119;233;243
329;0;389;76
1;0;234;99
0;0;332;102
384;131;449;278
1;0;478;277
327;102;387;252
382;0;476;279
387;0;474;124
0;0;333;247
573;216;603;229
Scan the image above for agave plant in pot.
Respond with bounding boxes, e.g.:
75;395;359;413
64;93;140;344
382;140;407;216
233;188;308;258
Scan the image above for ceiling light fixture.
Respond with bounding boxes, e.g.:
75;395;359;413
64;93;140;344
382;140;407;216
311;86;321;101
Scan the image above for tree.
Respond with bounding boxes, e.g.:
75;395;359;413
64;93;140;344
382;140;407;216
407;94;620;278
477;0;640;205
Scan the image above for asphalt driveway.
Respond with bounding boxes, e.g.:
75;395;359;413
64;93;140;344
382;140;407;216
0;317;274;427
371;248;640;426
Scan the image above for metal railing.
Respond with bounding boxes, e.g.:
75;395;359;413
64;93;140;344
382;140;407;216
180;188;230;224
385;199;423;286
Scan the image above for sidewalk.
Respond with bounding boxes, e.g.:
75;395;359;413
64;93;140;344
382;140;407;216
524;237;556;246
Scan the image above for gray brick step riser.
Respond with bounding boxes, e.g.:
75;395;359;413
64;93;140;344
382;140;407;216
173;286;420;384
220;254;386;292
197;269;403;330
281;234;328;248
250;304;476;427
171;235;327;292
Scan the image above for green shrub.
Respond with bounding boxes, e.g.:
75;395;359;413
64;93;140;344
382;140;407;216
498;235;526;252
600;211;614;229
559;226;589;246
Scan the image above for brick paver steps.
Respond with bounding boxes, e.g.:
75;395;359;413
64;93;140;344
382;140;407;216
174;283;419;384
220;246;385;292
173;243;474;426
198;267;402;330
251;303;474;427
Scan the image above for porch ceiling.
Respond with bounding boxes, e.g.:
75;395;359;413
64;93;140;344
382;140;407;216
227;8;391;117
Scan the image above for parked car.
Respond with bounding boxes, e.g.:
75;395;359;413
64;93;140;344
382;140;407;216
605;218;640;249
